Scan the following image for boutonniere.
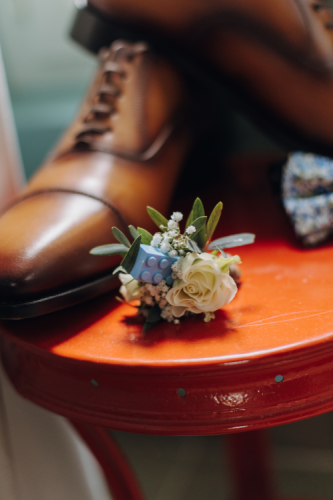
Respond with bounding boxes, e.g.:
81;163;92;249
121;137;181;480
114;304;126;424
91;198;255;333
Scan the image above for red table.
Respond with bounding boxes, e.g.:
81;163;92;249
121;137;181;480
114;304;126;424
1;157;332;500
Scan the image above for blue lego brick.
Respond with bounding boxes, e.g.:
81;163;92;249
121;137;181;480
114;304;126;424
130;244;179;285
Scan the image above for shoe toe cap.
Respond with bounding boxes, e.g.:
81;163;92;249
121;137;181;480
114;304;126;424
0;191;125;302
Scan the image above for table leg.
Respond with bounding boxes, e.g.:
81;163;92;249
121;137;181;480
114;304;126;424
70;420;145;500
226;430;276;500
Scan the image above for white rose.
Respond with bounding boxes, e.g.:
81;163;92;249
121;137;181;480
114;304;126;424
119;273;143;302
166;252;237;317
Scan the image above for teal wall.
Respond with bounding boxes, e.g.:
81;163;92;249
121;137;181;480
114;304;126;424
0;0;281;179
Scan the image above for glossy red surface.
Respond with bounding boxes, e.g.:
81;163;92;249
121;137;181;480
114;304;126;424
2;157;333;435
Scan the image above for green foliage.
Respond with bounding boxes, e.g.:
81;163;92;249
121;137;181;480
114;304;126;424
142;305;161;334
112;265;128;275
191;198;206;248
188;216;207;241
137;227;153;245
208;233;255;250
112;227;131;248
206;202;223;243
90;244;128;256
120;235;142;274
187;239;202;253
147;206;168;231
185;209;194;229
129;225;139;239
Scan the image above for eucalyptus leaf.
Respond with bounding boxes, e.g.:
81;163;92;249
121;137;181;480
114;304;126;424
129;225;139;239
208;233;255;250
192;198;206;248
185;209;194;229
142;305;162;334
147;305;162;323
147;206;168;231
188;216;207;241
121;235;142;273
142;319;160;334
206;202;223;243
192;197;205;220
215;245;228;258
187;239;202;253
137;227;153;245
112;227;131;248
90;244;128;256
112;265;128;275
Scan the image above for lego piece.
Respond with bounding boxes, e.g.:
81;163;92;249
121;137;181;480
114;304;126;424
130;244;179;284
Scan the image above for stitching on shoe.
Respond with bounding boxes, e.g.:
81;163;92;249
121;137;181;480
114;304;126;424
57;40;180;161
63;121;177;162
5;188;129;232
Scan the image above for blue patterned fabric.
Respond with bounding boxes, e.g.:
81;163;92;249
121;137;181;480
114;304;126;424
282;152;333;246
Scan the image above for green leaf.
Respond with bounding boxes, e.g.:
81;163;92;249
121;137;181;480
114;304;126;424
142;320;160;334
192;198;206;248
189;216;207;241
192;197;205;220
121;235;142;273
185;209;194;229
206;202;223;243
112;227;131;248
215;245;228;258
90;244;128;256
112;265;128;275
208;233;255;250
186;239;202;253
137;227;153;245
147;305;162;323
147;206;168;232
142;305;162;334
129;225;139;239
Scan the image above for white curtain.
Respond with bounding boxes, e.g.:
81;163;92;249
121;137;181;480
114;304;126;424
0;44;112;500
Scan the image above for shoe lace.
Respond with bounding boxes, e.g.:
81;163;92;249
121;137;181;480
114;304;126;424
74;42;148;150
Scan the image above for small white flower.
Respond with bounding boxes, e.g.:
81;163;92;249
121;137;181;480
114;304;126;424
167;220;178;230
144;296;154;306
169;250;178;257
186;225;196;235
168;230;178;238
179;250;185;255
174;319;180;325
171;212;183;222
160;304;174;322
161;241;171;253
151;233;162;247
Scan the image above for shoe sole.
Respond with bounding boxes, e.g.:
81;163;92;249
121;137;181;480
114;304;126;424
0;271;118;320
70;3;333;156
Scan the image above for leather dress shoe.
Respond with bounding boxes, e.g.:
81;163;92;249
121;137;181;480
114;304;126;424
0;41;191;319
72;0;333;155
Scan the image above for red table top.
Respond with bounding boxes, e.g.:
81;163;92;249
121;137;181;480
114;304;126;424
2;156;333;435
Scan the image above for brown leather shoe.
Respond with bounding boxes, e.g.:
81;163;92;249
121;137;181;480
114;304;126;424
72;0;333;155
0;41;191;319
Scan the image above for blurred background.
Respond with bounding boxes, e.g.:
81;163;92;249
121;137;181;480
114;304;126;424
1;0;333;498
0;0;281;180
